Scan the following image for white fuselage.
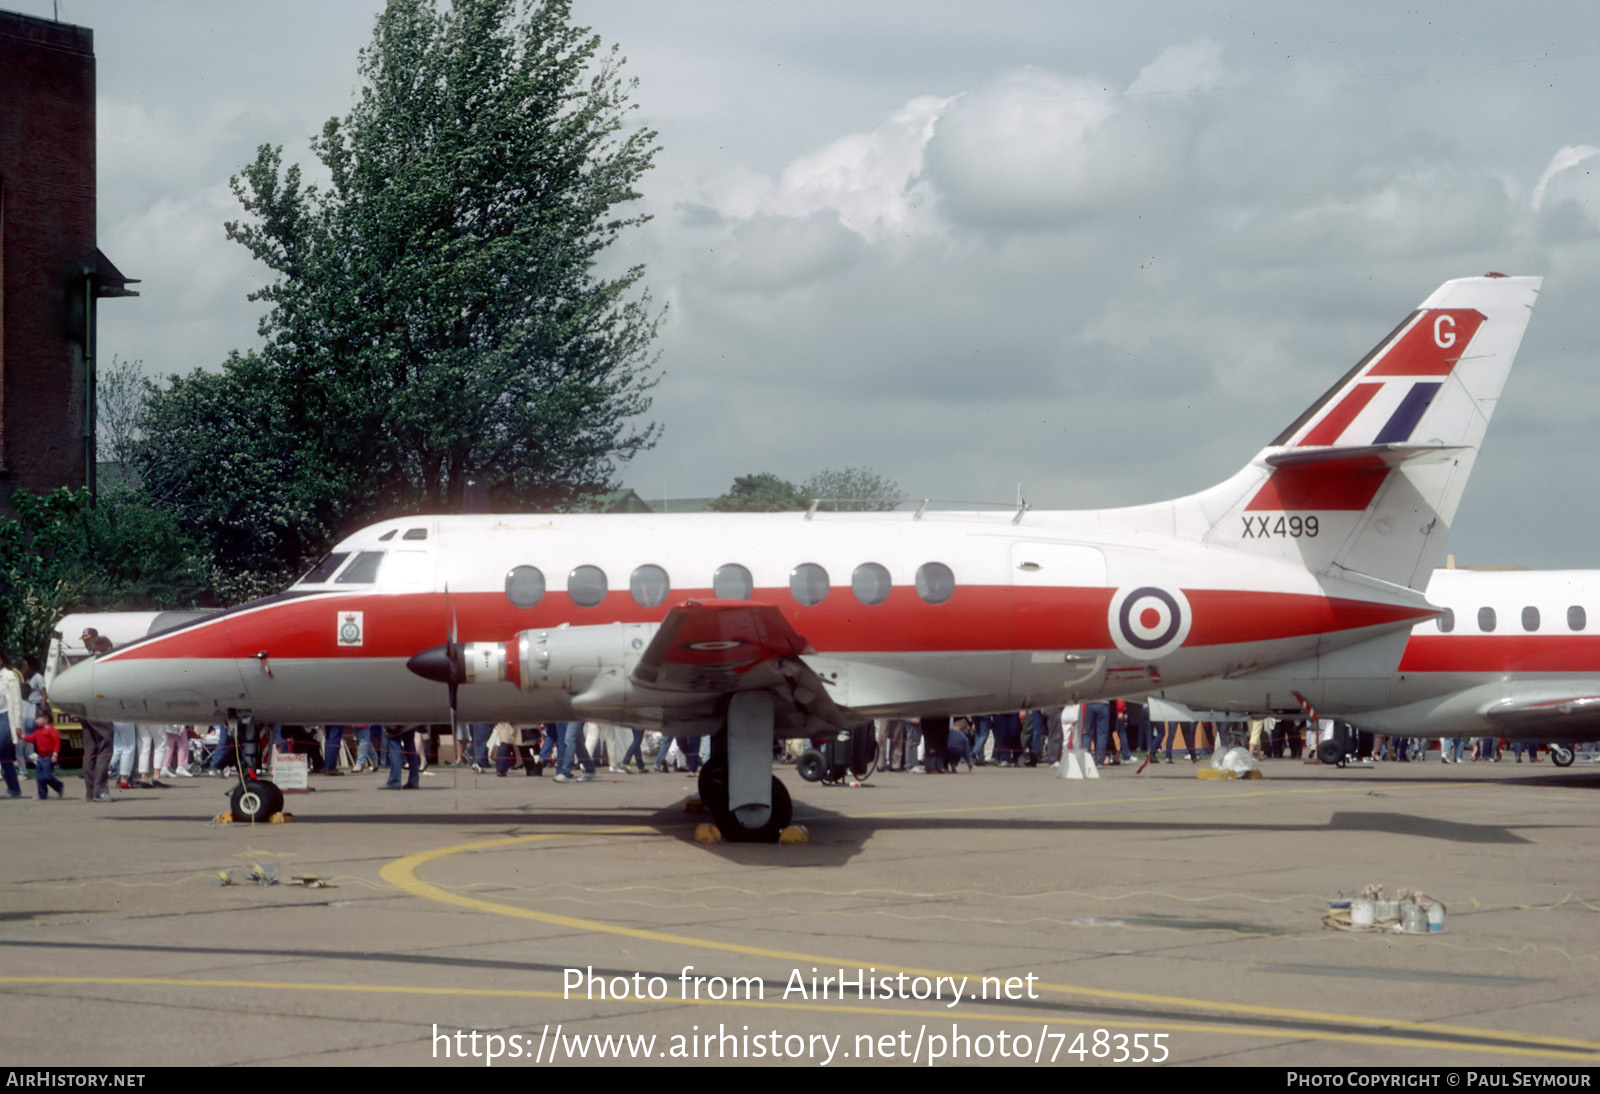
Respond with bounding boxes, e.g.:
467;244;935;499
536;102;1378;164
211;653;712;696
49;510;1433;728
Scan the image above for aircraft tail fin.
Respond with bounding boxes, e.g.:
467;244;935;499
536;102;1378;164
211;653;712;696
1192;274;1541;591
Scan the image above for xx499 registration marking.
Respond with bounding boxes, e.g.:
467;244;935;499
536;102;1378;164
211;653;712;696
1241;515;1319;539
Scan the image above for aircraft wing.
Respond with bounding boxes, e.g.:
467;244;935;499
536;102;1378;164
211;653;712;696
1481;693;1600;738
1145;697;1253;724
631;600;861;734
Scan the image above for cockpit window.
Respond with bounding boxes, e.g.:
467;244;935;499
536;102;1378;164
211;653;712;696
402;528;429;541
335;551;385;584
299;552;350;584
378;530;397;541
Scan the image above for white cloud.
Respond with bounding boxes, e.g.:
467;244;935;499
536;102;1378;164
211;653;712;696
698;212;865;292
920;49;1220;231
1531;144;1600;221
1128;39;1224;96
691;95;947;242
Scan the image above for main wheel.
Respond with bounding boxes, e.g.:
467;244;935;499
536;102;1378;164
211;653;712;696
229;779;281;823
1549;744;1575;768
1316;739;1344;766
698;762;792;842
720;777;790;842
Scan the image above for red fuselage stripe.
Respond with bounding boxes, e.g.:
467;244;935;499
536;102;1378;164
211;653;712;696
104;586;1433;663
1399;634;1600;673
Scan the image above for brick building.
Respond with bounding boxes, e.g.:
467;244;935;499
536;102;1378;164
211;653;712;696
0;9;136;509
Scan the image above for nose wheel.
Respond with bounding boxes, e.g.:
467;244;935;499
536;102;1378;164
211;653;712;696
229;779;284;823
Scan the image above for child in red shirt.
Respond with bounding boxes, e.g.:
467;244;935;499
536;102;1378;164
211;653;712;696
23;717;63;799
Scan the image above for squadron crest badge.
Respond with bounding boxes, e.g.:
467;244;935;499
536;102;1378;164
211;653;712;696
337;611;364;647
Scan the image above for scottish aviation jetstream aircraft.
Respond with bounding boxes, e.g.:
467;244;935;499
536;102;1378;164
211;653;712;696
1156;567;1600;754
50;274;1541;839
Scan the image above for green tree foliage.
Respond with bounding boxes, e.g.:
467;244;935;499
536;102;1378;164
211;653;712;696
220;0;661;522
800;467;902;512
709;473;808;513
136;353;349;601
710;468;902;513
96;355;145;485
0;488;205;659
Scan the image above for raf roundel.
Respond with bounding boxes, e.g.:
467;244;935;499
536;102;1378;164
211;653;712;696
1107;586;1192;661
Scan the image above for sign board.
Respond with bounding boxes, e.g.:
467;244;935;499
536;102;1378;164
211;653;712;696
271;751;310;792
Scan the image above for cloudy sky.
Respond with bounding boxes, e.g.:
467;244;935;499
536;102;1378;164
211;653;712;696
15;1;1600;566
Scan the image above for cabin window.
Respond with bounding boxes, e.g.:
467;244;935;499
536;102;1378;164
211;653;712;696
1478;606;1497;632
790;563;830;606
713;564;753;600
852;563;892;605
299;552;349;584
505;565;546;608
1521;606;1540;632
916;562;956;605
1569;605;1587;631
630;564;670;607
568;565;608;608
1437;608;1454;633
335;551;385;584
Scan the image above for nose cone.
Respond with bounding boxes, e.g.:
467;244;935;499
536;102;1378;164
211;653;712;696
49;657;96;718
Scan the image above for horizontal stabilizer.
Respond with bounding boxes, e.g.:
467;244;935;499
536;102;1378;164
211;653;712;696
1263;443;1467;470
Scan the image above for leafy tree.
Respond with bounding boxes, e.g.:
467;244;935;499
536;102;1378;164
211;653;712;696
221;0;662;519
709;468;902;513
709;473;807;513
136;353;348;601
0;488;206;659
96;355;145;486
800;467;902;512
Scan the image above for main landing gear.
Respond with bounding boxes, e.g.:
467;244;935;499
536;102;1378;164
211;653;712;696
696;691;794;842
221;717;285;823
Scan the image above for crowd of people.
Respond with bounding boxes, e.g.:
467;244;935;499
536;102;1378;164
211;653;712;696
7;629;1579;802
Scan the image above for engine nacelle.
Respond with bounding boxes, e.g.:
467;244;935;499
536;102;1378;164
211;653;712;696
457;623;662;708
